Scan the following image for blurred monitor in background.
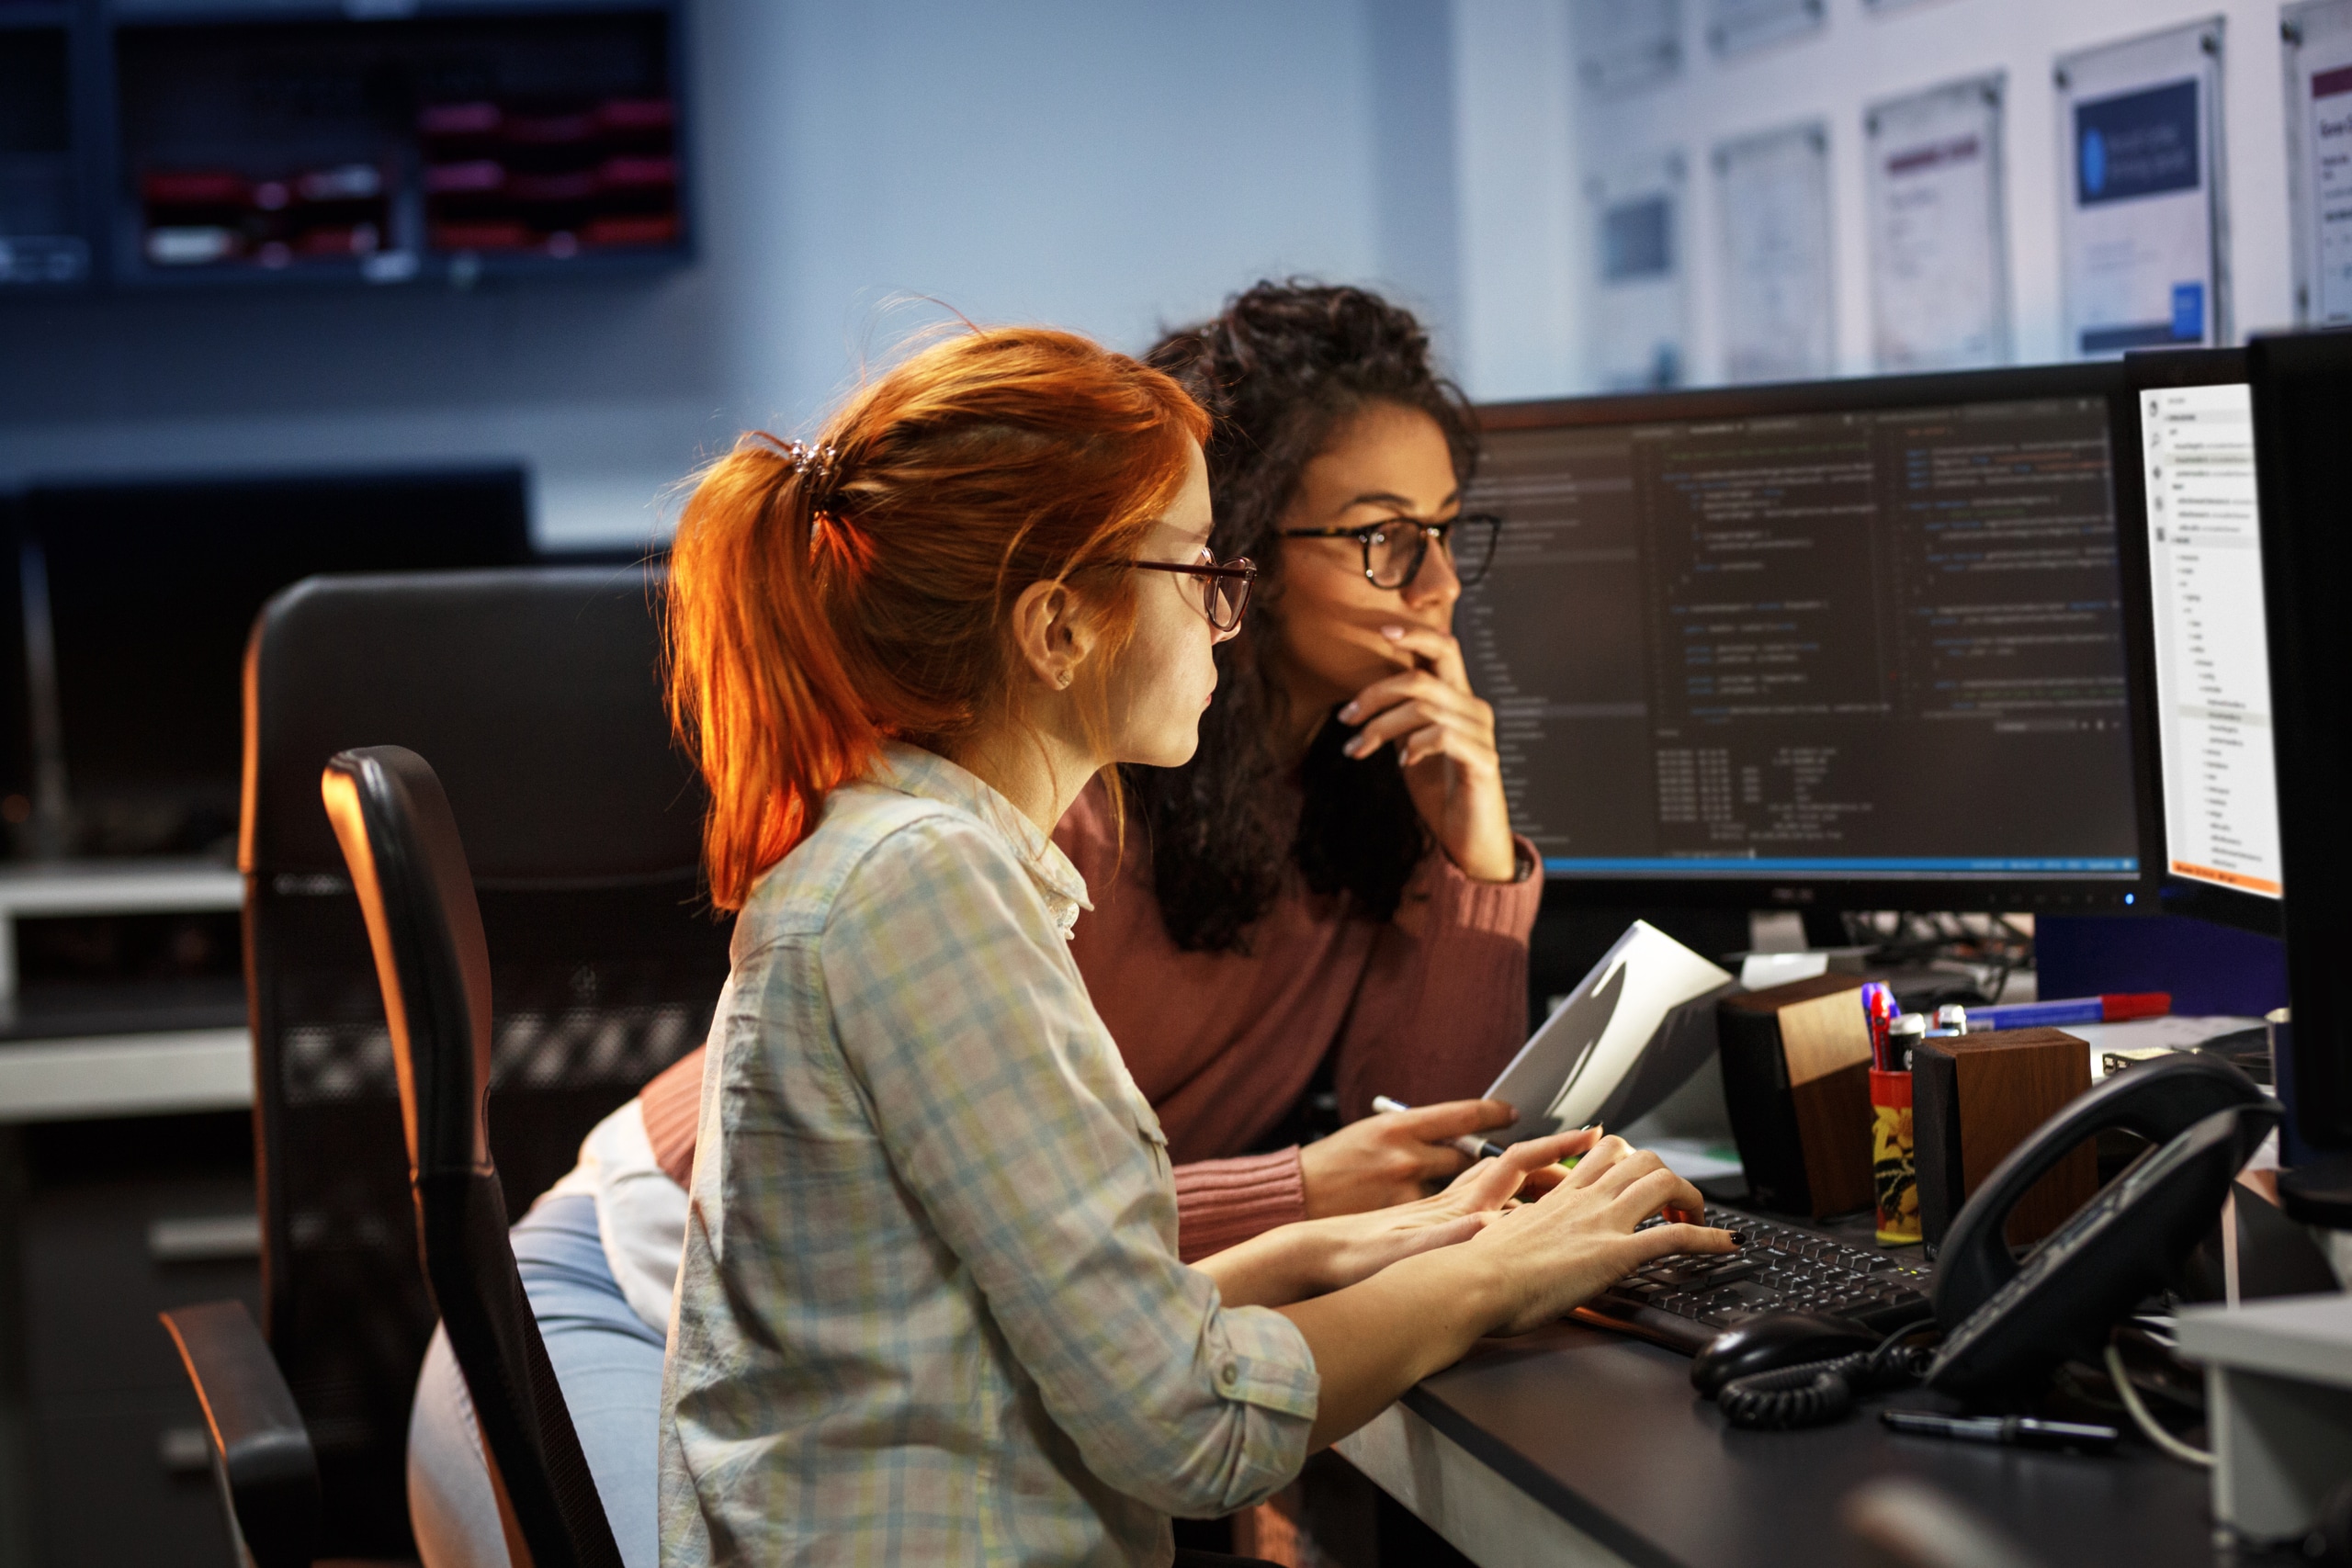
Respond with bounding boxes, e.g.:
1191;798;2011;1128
19;466;534;858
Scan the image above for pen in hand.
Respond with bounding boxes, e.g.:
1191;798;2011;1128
1370;1094;1510;1161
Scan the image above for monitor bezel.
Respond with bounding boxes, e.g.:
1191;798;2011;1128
1473;360;2161;916
2250;328;2352;1152
2109;347;2282;938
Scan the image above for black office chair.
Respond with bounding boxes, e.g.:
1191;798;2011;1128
163;744;629;1568
165;567;731;1562
325;743;626;1568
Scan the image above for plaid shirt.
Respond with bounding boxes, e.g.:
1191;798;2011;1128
658;744;1319;1566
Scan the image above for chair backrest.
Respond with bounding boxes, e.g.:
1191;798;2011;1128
323;744;624;1568
243;567;730;1557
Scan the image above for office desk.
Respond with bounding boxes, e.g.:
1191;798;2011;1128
1337;1319;2219;1568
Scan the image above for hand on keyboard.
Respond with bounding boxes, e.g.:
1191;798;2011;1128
1464;1136;1739;1337
1583;1206;1935;1354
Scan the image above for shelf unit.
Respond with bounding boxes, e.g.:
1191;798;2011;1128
2;0;690;295
0;5;94;289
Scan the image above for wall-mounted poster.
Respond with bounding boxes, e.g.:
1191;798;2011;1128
2284;1;2352;325
1588;152;1690;389
2054;19;2229;357
1714;120;1835;383
1575;0;1683;98
1865;73;2010;371
1707;0;1823;60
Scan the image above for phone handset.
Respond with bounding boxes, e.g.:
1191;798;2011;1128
1932;1053;2273;1332
1923;1055;2279;1399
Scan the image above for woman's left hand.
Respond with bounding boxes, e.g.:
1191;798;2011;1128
1337;622;1519;882
1302;1127;1600;1295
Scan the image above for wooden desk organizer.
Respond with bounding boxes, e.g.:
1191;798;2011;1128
1717;976;1874;1218
1913;1026;2094;1250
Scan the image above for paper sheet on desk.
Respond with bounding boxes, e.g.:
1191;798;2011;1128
2078;1014;2278;1171
2075;1015;2267;1077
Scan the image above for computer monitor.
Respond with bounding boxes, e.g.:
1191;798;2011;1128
2250;329;2352;1154
19;467;534;857
1460;363;2157;913
2108;349;2283;937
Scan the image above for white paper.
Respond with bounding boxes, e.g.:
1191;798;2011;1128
1574;0;1683;97
1707;0;1822;60
1486;919;1734;1138
1738;952;1828;989
1587;151;1690;390
2285;2;2352;324
2140;382;2284;899
2055;19;2230;358
1714;121;1836;383
2076;1014;2268;1077
1865;74;2010;372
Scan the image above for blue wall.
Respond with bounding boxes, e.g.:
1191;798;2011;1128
0;0;1459;549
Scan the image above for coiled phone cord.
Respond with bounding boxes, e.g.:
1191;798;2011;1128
1715;1323;1937;1431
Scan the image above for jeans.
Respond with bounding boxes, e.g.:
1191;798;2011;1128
407;1195;666;1568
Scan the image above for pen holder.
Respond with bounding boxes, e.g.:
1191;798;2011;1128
1871;1068;1921;1245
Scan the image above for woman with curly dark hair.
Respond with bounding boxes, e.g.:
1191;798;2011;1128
1051;278;1541;1237
408;282;1553;1568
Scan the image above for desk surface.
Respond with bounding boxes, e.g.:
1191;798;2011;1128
1363;1319;2221;1568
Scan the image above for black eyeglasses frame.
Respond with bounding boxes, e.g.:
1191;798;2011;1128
1277;513;1502;591
1128;556;1258;641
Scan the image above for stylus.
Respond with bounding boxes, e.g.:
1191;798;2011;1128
1879;1410;2120;1453
1370;1094;1510;1161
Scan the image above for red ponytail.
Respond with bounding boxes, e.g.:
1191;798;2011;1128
666;326;1210;910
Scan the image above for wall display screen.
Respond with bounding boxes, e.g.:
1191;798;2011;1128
2054;19;2229;358
1865;74;2010;374
15;2;696;290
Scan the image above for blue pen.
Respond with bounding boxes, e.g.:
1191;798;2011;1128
1968;992;2170;1031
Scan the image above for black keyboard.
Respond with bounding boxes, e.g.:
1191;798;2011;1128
1575;1205;1937;1355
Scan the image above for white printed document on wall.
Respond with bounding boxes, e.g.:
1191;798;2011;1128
2285;2;2352;325
1573;0;1684;97
1714;120;1835;384
1588;151;1690;390
2055;19;2229;358
1865;74;2010;372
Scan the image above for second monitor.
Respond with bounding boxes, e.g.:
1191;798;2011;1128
1462;364;2154;910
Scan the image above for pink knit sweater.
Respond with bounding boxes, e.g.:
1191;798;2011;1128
640;777;1542;1261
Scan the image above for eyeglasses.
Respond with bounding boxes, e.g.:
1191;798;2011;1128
1129;555;1257;641
1278;513;1502;591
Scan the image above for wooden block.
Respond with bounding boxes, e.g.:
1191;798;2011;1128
1717;976;1875;1217
1913;1027;2095;1248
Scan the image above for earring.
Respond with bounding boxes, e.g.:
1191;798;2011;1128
1057;671;1073;689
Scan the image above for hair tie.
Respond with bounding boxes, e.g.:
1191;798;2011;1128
782;441;837;481
781;441;844;547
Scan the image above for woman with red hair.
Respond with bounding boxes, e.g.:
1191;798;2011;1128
408;287;1590;1568
642;324;1727;1563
